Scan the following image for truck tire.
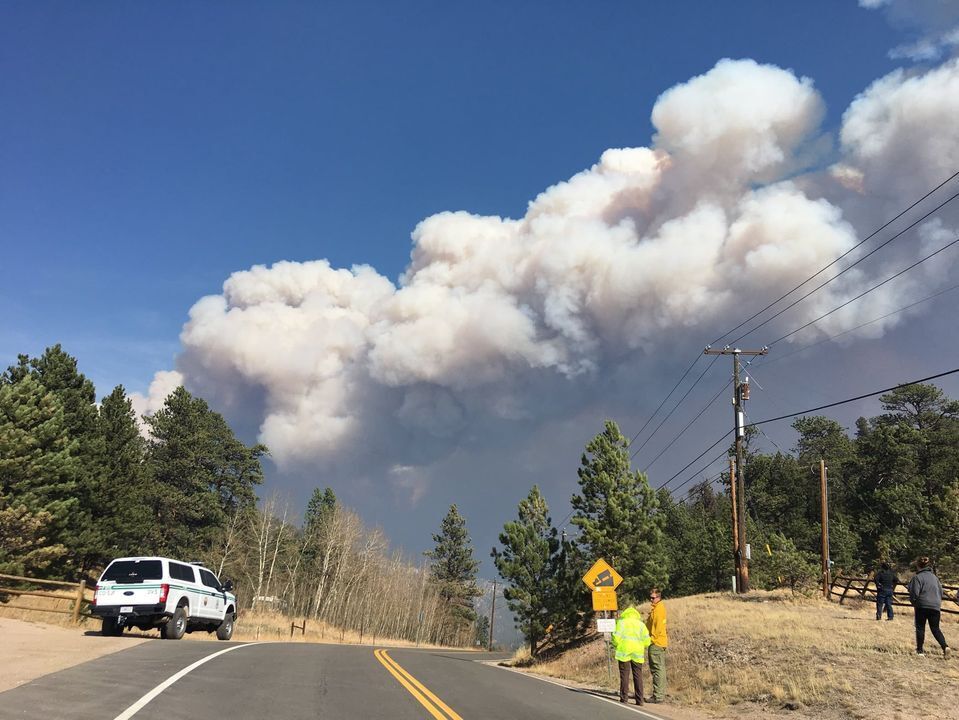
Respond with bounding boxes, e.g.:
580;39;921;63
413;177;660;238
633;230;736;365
161;606;187;640
101;617;123;636
216;612;235;641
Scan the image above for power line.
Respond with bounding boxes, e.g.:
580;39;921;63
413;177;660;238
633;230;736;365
732;190;959;345
768;235;959;346
634;173;958;484
627;354;702;448
747;367;959;427
713;170;959;345
642;377;732;471
632;354;721;460
760;280;959;366
664;449;730;498
655;431;731;491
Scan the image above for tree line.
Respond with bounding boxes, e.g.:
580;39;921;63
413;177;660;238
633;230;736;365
491;383;959;654
0;345;486;647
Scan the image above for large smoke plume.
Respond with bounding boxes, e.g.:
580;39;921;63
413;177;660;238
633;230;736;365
134;57;959;498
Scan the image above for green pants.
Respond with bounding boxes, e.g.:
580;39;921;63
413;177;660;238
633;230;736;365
648;644;667;700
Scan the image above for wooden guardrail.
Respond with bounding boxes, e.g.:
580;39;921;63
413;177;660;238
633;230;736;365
0;573;91;623
829;573;959;615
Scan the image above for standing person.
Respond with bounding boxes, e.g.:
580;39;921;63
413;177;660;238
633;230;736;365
611;606;651;705
646;588;668;703
875;562;898;621
907;557;950;657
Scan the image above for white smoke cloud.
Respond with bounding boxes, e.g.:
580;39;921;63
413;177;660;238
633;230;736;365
860;0;959;62
839;57;959;200
130;369;184;430
142;58;958;484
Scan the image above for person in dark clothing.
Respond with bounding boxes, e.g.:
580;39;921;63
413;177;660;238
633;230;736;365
875;562;898;620
907;557;950;657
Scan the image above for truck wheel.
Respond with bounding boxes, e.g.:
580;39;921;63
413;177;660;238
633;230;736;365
101;617;123;636
216;613;234;641
161;607;187;640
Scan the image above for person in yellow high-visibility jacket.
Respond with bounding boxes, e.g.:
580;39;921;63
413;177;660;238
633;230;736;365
611;606;652;705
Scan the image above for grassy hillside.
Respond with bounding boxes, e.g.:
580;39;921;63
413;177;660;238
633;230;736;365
515;590;959;719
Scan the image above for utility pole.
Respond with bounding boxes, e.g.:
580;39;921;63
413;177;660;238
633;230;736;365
705;345;768;593
820;459;831;598
488;579;496;651
729;456;740;592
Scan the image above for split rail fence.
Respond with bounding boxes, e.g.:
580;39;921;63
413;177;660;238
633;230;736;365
0;573;93;623
829;573;959;615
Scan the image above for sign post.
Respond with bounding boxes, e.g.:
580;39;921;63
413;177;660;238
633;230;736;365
582;559;624;688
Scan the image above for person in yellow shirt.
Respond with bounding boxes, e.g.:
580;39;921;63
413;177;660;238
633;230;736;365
645;587;668;703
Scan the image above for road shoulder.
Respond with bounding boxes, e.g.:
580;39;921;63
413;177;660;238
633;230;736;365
0;617;148;693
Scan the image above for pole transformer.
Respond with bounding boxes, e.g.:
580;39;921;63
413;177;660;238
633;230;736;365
705;345;768;593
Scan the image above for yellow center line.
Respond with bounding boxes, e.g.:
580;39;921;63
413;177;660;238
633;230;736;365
374;649;464;720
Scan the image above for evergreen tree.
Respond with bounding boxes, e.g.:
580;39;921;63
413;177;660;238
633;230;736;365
6;346;104;573
144;386;266;558
95;385;152;560
570;420;667;597
492;485;560;654
660;484;732;596
426;504;481;625
305;487;337;531
0;374;76;573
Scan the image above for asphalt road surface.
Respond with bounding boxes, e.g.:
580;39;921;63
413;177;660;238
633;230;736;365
0;638;671;720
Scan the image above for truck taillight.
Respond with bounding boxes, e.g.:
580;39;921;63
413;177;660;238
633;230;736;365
159;583;169;603
92;584;99;606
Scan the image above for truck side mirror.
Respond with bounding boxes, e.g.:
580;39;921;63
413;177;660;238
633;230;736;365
222;579;234;592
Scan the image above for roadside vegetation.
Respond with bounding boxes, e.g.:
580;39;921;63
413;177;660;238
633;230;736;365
517;589;959;719
1;344;486;648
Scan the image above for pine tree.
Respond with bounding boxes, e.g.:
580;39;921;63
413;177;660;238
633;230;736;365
6;346;104;573
426;504;481;626
571;420;667;598
95;385;152;560
144;386;266;558
492;485;560;654
0;374;76;574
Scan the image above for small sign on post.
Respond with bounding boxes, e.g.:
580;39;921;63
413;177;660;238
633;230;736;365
596;618;616;633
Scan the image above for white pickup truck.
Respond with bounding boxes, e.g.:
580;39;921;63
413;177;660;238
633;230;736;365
90;556;237;640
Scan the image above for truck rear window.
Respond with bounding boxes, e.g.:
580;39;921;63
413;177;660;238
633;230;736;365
101;560;163;583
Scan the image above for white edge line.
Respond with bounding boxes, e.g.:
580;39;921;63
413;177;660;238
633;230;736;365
111;642;271;720
491;663;668;720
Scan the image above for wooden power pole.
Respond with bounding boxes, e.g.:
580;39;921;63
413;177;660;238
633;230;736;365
488;579;496;651
820;459;831;598
705;345;767;593
729;456;740;591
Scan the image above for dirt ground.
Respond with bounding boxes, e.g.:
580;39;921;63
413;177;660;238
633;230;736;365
0;617;148;693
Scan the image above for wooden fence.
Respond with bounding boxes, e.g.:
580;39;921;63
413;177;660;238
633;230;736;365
0;573;92;623
829;573;959;615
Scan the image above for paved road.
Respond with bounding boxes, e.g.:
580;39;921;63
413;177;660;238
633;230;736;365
0;638;669;720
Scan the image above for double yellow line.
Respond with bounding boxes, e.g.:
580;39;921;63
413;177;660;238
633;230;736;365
373;649;463;720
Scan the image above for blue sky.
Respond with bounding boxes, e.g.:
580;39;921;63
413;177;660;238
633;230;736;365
3;1;958;571
2;1;900;392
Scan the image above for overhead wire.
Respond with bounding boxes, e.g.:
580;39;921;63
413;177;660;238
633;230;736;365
767;234;959;347
730;189;959;345
759;280;959;366
628;173;958;481
747;367;959;428
713;170;959;346
631;354;721;460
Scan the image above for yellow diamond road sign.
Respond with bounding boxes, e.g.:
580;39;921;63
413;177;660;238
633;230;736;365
582;558;623;591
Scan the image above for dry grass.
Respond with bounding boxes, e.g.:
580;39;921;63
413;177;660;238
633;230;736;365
518;591;959;719
0;593;451;649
